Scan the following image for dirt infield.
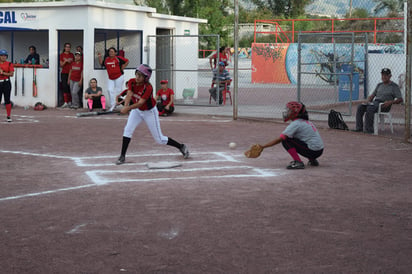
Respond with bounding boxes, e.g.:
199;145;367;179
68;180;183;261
1;107;412;273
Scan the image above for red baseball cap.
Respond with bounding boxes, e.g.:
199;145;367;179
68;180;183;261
160;80;168;84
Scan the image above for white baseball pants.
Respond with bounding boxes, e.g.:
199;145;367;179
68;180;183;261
107;75;124;108
123;106;168;145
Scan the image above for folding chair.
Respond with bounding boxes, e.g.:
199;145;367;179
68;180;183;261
373;102;393;135
209;79;232;105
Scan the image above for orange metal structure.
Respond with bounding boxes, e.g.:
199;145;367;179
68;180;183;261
254;17;404;44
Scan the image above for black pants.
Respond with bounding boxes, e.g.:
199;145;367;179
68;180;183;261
59;73;70;106
0;80;12;104
356;101;391;133
281;137;323;160
157;103;175;115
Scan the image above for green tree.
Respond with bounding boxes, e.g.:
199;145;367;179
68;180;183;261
145;0;233;48
373;0;405;16
248;0;314;18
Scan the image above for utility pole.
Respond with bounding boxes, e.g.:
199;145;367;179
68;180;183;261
405;1;411;142
233;0;239;120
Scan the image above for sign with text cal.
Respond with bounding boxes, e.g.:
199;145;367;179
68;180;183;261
0;11;17;24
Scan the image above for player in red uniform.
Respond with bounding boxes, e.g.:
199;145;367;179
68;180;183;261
0;49;14;122
155;79;175;116
59;43;74;107
68;52;83;109
115;64;189;165
209;46;228;70
98;47;129;112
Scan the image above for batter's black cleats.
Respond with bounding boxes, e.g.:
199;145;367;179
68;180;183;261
179;144;189;159
116;155;125;165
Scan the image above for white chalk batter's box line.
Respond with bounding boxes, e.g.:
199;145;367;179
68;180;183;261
73;151;240;167
1;115;39;124
0;150;283;202
81;152;283;185
86;165;281;185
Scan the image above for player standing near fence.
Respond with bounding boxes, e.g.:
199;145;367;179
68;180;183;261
115;64;189;165
0;49;14;123
245;101;324;169
98;47;129;112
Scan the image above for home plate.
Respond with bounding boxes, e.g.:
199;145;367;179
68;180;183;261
146;162;182;169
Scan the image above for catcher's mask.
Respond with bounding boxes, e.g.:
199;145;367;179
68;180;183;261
283;101;304;122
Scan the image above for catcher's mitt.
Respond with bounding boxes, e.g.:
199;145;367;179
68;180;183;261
244;144;263;158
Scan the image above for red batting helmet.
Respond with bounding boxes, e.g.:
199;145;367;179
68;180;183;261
136;64;152;81
283;101;304;122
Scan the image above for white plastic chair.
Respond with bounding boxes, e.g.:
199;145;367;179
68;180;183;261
373;103;393;135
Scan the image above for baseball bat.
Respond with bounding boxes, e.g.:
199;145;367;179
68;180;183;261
76;110;120;117
33;66;38;97
21;66;24;96
14;67;17;96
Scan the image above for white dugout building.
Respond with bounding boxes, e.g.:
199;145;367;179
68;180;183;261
0;0;206;107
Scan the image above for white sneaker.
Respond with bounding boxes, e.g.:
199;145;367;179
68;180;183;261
61;103;69;108
6;116;12;123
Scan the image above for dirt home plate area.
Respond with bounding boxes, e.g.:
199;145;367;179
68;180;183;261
1;107;411;273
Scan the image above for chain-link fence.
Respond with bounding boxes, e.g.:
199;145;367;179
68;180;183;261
147;34;221;106
297;32;368;115
145;2;409;140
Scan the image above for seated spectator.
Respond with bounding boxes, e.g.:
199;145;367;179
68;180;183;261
116;81;129;106
209;61;231;105
84;78;106;111
24;45;40;65
355;68;403;133
155;79;175;116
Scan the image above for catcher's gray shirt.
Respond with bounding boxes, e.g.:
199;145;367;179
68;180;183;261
372;81;402;102
282;119;324;151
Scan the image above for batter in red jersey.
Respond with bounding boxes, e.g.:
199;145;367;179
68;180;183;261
98;47;129;111
115;64;189;165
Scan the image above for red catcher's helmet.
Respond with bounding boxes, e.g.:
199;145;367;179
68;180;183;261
135;64;152;81
283;101;304;122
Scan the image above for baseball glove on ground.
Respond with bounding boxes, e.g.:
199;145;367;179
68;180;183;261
244;144;263;158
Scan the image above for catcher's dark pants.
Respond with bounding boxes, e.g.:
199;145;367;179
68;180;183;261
282;137;323;160
356;100;391;133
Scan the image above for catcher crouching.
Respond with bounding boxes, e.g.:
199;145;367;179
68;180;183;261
245;101;324;169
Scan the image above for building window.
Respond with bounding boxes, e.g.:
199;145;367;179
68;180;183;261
0;30;49;67
94;29;142;69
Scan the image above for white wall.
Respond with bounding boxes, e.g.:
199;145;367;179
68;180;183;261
0;1;206;107
367;54;406;100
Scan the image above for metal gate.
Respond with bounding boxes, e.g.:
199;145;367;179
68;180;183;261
146;34;221;106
